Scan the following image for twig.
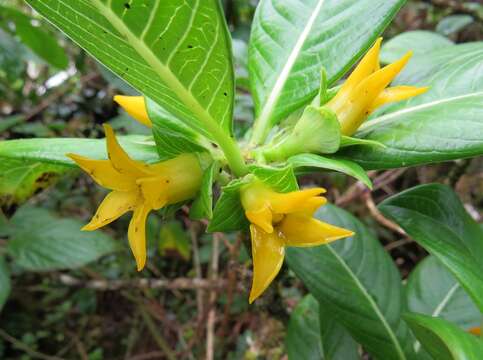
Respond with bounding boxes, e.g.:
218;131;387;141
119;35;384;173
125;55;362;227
363;193;406;236
385;238;415;251
188;226;204;324
58;274;227;291
138;306;176;360
0;329;66;360
206;234;220;360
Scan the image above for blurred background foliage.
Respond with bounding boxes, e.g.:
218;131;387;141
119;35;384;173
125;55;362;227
0;0;482;359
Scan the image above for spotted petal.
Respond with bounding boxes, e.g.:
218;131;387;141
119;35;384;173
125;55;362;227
270;187;326;214
128;204;151;271
82;190;139;231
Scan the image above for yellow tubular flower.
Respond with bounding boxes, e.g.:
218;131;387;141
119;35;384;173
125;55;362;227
327;38;428;136
67;124;202;270
469;327;481;336
241;182;354;303
114;95;152;128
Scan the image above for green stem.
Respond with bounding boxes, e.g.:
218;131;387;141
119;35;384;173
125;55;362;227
209;126;248;177
250;116;271;146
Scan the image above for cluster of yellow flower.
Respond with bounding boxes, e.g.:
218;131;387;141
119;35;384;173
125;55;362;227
69;39;426;302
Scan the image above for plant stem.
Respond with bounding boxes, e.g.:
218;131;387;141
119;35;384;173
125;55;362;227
138;306;176;360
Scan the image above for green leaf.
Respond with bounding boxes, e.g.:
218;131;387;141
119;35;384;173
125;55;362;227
286;295;324;360
286;204;416;360
436;15;474;36
0;28;28;81
208;178;249;233
249;164;298;192
340;43;483;169
404;313;483;360
319;302;361;360
0;256;10;311
0;5;68;69
6;206;120;271
159;221;191;261
248;0;405;143
26;0;235;139
0;136;159;167
191;162;219;220
380;31;453;64
379;184;483;312
286;294;360;360
146;98;210;160
288;153;372;189
340;135;386;149
407;256;480;330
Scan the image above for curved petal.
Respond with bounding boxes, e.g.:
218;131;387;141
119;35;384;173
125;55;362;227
82;190;139;231
67;154;135;191
245;205;273;233
114;95;152;128
103;124;151;177
270;187;326;214
280;214;354;247
368;85;429;114
128;204;151;271
249;225;285;303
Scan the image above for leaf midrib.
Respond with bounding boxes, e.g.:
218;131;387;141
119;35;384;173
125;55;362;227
359;91;483;132
326;245;407;360
89;0;226;141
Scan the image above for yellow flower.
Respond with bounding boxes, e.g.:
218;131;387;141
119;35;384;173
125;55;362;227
67;124;202;270
114;95;152;128
469;327;481;336
241;181;353;303
327;38;428;136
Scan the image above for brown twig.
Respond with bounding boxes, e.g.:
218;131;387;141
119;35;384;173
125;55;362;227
206;234;220;360
58;274;228;291
363;192;406;236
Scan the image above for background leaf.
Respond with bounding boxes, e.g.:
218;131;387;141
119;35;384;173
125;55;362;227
0;256;10;311
0;5;68;69
404;313;483;360
340;43;483;169
248;0;405;140
6;206;120;271
286;204;416;360
26;0;235;139
380;31;453;64
436;15;474;36
380;184;483;312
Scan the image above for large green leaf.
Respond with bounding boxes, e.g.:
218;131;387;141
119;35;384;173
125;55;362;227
406;256;481;357
0;256;10;311
404;313;483;360
248;0;405;143
380;184;483;312
0;5;68;69
286;294;360;360
380;31;453;64
6;206;120;271
26;0;235;139
286;204;416;360
340;43;483;169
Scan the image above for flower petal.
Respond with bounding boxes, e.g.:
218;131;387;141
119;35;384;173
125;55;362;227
113;95;152;128
82;190;139;231
128;204;151;271
280;214;354;247
245;205;273;233
368;85;429;114
249;225;285;303
67;153;135;191
137;176;168;210
270;187;326;214
103;124;151;177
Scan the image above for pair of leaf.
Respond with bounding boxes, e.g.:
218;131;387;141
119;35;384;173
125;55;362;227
285;189;483;359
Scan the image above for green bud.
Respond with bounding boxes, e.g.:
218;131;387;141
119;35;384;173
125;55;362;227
259;106;341;162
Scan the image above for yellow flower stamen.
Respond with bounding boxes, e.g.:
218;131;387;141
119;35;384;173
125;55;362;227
114;95;152;128
241;181;353;303
67;124;202;271
327;38;428;136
